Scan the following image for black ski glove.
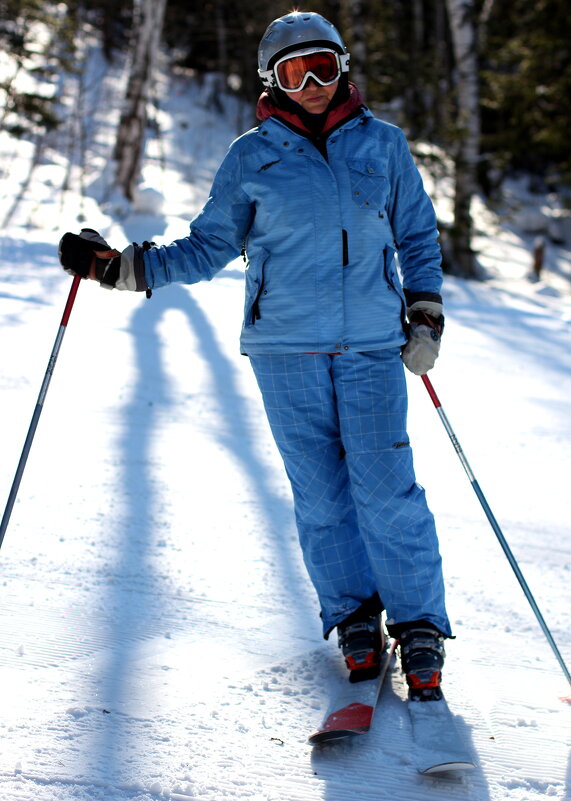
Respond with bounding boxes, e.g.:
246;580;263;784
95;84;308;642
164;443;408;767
58;228;152;293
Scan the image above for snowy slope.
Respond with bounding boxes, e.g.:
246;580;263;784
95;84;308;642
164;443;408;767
0;50;570;801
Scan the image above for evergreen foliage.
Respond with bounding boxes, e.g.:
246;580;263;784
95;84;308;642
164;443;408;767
481;0;571;182
1;0;569;185
0;0;71;136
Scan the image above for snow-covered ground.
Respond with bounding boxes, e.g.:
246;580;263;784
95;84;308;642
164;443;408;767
0;48;570;801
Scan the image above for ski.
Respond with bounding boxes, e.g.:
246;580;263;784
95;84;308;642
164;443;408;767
309;637;476;774
308;638;397;744
407;694;476;774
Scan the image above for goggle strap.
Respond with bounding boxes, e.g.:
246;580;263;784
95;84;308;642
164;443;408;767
258;67;275;87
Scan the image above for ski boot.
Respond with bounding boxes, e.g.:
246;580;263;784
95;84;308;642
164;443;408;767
399;627;445;701
337;612;385;683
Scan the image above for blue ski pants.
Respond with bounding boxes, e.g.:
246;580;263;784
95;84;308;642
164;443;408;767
249;349;451;638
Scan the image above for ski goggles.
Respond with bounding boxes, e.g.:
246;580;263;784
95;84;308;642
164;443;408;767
260;48;350;93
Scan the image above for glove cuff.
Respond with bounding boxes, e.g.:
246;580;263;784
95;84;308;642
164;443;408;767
407;299;443;320
113;243;152;293
404;289;441;304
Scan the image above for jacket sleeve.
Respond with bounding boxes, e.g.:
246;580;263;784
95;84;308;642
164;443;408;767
144;144;254;289
385;129;443;300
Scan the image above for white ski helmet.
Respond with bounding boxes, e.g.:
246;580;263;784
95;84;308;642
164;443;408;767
258;11;350;89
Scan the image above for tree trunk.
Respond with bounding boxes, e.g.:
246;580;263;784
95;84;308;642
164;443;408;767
403;0;424;138
445;0;480;277
433;0;453;139
346;0;367;99
114;0;167;200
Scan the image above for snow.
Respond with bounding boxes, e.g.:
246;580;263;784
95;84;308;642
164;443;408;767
1;48;570;801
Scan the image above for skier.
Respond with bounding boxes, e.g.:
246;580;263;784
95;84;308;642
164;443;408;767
59;11;451;700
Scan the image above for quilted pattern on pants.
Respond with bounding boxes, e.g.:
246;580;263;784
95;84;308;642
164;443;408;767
249;349;451;637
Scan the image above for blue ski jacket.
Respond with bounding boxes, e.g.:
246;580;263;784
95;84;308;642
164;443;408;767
144;100;442;355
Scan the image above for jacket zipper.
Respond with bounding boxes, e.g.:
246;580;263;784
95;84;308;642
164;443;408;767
251;269;266;324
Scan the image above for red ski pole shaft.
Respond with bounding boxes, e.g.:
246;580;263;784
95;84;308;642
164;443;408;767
421;373;571;688
0;274;81;550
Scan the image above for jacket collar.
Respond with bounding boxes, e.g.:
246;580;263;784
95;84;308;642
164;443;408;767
256;81;366;138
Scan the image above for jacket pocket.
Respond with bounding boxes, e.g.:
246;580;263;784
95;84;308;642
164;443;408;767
243;249;268;327
348;159;390;210
383;245;407;329
383;244;398;289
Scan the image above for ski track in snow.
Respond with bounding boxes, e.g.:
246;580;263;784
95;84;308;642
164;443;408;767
0;50;570;801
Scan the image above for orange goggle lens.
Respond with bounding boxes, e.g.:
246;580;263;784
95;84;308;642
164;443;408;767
275;51;340;92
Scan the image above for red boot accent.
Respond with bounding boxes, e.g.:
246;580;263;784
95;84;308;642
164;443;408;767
406;670;441;689
345;650;380;672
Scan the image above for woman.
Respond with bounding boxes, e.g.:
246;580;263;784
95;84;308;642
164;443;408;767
60;11;451;700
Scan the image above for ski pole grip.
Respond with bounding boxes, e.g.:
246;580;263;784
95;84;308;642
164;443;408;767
421;374;441;408
61;274;81;327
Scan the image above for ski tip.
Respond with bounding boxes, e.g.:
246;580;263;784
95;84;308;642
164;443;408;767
559;694;571;704
419;761;476;775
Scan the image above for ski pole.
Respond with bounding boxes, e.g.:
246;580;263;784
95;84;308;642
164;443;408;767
421;373;571;689
0;274;81;550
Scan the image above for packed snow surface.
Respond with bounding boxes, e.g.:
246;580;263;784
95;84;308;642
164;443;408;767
0;51;570;801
